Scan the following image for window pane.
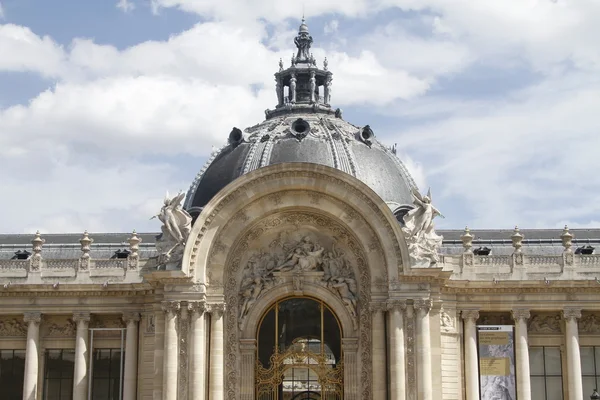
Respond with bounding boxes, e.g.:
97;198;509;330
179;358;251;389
60;380;73;400
582;347;596;375
583;376;597;400
546;377;563;400
44;379;61;400
531;376;546;400
596;347;600;375
530;347;545;375
60;351;75;378
544;348;562;376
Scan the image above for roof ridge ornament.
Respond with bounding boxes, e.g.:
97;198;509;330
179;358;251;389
294;17;313;63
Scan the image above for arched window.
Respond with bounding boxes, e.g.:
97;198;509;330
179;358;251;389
256;297;343;399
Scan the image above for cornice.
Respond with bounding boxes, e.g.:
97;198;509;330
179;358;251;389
0;289;154;297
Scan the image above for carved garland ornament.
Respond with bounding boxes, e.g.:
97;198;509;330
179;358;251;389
189;170;403;276
222;212;373;400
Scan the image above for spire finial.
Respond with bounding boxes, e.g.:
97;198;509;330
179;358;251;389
295;17;312;63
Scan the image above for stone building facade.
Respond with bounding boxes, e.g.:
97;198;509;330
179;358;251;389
1;19;600;400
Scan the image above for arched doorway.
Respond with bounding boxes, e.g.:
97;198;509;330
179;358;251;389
256;297;344;400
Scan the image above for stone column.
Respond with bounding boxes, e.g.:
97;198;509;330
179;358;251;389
122;312;140;400
370;302;387;400
387;300;407;400
414;299;433;400
342;338;359;400
461;310;480;400
22;312;42;400
189;301;207;400
72;312;91;400
239;339;257;400
208;304;226;400
153;309;165;400
512;309;531;400
563;308;583;400
162;301;180;400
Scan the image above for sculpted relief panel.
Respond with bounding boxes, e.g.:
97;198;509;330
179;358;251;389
238;233;358;329
219;211;373;400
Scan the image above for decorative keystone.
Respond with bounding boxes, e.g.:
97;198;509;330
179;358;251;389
561;225;573;253
461;226;474;253
511;226;524;253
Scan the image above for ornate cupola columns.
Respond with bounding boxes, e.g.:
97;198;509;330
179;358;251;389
563;308;583;400
512;309;531;400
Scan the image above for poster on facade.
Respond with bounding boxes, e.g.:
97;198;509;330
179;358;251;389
477;325;517;400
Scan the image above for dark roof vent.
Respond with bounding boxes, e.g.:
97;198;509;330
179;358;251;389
473;247;491;256
11;250;31;260
111;249;131;259
228;127;243;147
575;245;595;255
291;118;309;140
359;125;374;146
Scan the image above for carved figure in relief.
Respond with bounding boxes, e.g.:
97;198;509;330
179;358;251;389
580;314;600;333
402;188;444;265
152;191;192;268
237;233;358;329
528;315;561;333
0;318;27;336
441;311;454;332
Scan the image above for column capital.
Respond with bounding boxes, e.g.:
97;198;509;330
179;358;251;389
122;312;141;323
511;308;530;322
413;298;433;313
207;303;226;318
562;308;582;322
188;300;207;315
386;299;407;312
369;301;387;314
461;310;480;322
23;312;42;324
72;312;91;323
161;301;181;315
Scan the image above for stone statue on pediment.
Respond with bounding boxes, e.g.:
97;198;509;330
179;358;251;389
402;188;444;266
152;191;192;269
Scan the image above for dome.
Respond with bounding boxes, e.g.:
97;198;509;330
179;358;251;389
184;19;417;219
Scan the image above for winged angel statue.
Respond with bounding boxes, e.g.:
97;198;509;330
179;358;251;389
151;191;192;269
402;188;444;266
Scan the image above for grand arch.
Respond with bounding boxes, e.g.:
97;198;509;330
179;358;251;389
182;163;411;400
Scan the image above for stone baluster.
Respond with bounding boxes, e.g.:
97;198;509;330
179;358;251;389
22;312;42;400
208;303;226;400
461;227;474;253
162;301;180;400
122;312;140;400
563;308;583;400
72;312;91;400
30;231;44;272
387;300;407;400
370;302;387;400
512;309;531;400
414;299;433;400
79;231;93;270
188;301;207;400
461;310;480;400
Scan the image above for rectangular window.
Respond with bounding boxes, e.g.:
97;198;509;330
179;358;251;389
0;349;26;400
43;349;75;400
530;346;563;400
581;346;600;397
91;348;124;400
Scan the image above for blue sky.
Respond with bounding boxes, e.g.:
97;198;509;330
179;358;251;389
1;0;599;234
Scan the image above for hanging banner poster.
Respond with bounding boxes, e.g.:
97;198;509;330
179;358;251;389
477;325;517;400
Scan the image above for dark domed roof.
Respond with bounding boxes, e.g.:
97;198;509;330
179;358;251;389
183;19;417;218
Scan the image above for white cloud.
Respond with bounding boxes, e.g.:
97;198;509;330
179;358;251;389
324;19;339;34
116;0;135;12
